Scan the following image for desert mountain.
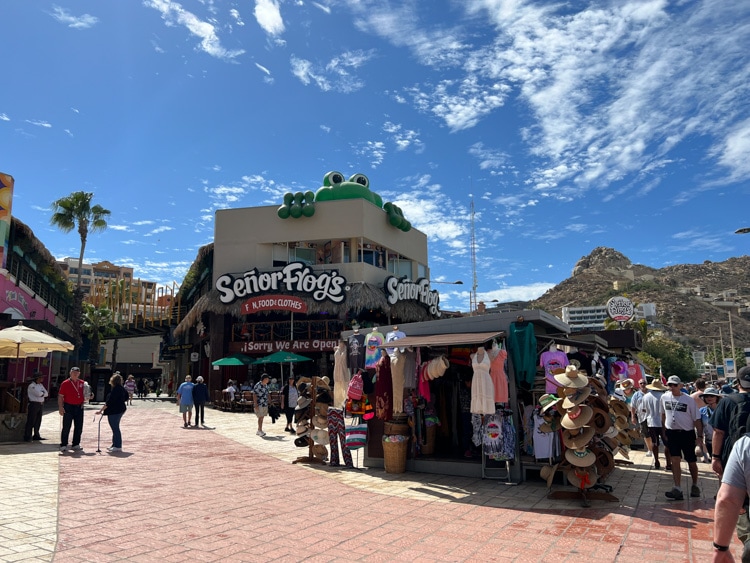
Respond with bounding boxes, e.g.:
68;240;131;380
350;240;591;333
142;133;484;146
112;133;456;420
528;247;750;350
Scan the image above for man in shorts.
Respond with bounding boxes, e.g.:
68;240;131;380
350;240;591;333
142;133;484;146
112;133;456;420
631;378;653;457
662;375;702;500
253;373;270;437
643;377;670;470
176;375;195;428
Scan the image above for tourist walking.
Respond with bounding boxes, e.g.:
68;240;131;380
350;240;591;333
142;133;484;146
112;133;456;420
124;374;137;405
253;373;270;437
662;375;702;500
192;376;209;426
280;375;298;432
95;373;128;452
177;375;195;428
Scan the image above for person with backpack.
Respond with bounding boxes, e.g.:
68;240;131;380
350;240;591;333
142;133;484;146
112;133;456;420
661;375;702;500
711;366;750;550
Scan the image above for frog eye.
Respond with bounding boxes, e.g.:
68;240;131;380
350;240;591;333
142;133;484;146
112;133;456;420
324;171;346;186
349;173;369;188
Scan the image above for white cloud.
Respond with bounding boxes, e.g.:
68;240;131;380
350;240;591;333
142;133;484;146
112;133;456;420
255;62;271;75
712;117;750;183
49;6;99;29
290;50;374;92
144;226;175;237
254;0;285;36
25;120;52;128
145;0;245;61
109;225;131;232
132;220;156;226
229;8;245;26
0;114;9;121
312;3;331;15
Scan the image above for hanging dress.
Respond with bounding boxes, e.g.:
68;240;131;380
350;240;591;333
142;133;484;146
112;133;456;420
489;343;509;404
374;353;393;421
390;348;406;414
332;343;349;408
507;321;537;387
470;350;495;415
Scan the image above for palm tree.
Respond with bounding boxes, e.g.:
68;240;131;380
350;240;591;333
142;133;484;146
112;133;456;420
50;192;111;348
81;302;119;367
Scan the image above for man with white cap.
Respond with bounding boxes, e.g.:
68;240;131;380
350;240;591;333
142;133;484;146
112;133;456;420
661;375;702;500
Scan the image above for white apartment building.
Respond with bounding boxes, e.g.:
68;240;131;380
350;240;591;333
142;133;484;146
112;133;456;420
562;303;657;331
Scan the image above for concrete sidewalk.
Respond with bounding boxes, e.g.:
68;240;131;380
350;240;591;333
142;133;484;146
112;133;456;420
0;401;739;562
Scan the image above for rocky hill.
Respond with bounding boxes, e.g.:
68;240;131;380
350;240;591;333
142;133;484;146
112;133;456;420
528;247;750;350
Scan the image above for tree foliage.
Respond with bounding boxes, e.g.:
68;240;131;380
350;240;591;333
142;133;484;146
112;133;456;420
641;335;698;381
81;303;118;366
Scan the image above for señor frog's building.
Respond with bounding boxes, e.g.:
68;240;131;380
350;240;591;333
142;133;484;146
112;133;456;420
173;171;447;392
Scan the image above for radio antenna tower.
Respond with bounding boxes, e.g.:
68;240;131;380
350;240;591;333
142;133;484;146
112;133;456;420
470;197;478;314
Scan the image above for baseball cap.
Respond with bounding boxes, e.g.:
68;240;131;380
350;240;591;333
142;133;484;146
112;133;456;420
70;367;80;372
666;375;681;386
738;366;750;389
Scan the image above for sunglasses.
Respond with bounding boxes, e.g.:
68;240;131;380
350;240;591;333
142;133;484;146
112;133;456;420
668;383;679;387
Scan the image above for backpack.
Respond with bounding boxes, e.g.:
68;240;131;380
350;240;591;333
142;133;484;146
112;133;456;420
347;371;364;400
720;394;750;466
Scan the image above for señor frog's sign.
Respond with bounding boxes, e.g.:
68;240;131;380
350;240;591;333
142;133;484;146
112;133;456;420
216;262;347;305
385;276;441;317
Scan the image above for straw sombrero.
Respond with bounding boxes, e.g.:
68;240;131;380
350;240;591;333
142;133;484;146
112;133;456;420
608;398;630;418
561;404;593;430
554;365;589;389
588;377;607;398
562;426;595;449
539;394;562;414
561;385;591;409
592;445;615;479
565;447;597;468
567;466;598;490
613;413;630;431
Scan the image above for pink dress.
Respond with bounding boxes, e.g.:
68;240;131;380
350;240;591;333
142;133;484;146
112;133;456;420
489;347;509;404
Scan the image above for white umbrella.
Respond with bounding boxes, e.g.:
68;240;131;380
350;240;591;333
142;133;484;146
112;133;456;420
0;321;74;383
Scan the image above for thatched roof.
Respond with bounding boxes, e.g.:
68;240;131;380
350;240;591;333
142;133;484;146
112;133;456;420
12;217;67;279
173;281;435;337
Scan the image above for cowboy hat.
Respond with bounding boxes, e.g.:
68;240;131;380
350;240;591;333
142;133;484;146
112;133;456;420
539;420;561;433
613;414;630;431
592;446;615;479
565;447;597;468
296;376;312;390
294;436;311;448
561;404;593;430
295;396;312;410
311;444;328;460
646;378;668;391
588;377;607;397
562;426;595;449
590;407;612;435
314;376;331;392
561;385;591;409
618;378;634;390
554;365;589;389
587;393;609;413
539;463;560;489
603;424;620;439
616;429;632;446
566;466;598;489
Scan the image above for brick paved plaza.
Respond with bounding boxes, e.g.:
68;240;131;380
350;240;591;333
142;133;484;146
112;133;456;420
0;401;740;562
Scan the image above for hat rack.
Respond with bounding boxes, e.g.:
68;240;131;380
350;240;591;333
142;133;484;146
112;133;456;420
292;377;325;466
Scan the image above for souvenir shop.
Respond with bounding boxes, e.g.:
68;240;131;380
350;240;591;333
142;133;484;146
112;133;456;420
335;309;641;494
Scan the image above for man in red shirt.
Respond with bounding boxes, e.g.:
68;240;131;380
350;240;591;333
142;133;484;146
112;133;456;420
58;367;86;452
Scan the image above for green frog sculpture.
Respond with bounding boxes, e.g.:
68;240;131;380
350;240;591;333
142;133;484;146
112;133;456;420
277;171;411;232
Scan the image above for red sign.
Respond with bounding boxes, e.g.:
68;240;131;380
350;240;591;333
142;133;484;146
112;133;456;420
241;295;308;314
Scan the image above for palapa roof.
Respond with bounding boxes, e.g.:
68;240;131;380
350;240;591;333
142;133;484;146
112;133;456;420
173;280;434;337
12;217;67;280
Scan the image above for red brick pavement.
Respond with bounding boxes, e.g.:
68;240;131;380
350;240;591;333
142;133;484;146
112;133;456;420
54;407;736;562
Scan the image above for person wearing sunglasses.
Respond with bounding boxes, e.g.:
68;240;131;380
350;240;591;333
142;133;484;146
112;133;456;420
661;375;702;500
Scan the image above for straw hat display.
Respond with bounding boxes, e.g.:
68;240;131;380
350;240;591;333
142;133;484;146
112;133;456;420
565;447;597;468
562;426;595;450
554;365;588;388
567;466;598;490
540;463;560;489
561;385;591;409
561;404;593;430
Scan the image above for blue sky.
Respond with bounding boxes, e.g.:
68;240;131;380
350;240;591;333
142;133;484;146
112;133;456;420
2;0;749;313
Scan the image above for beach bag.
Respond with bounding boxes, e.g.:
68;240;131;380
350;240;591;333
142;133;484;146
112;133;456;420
345;424;368;450
347;371;364;400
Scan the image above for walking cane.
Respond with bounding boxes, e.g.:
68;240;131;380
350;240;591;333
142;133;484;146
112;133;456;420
93;413;102;453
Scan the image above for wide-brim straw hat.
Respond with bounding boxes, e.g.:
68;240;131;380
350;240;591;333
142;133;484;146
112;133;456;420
554;365;589;388
593;446;615;479
616;429;632;446
312;415;328;429
539;393;562;414
311;428;329;445
294;407;311;423
608;398;630;418
590;407;612;435
613;414;630;431
561;404;593;430
311;444;328;459
647;378;668;391
296;377;312;391
539;463;559;489
567;466;598;489
618;378;634;391
295;396;312;410
562;385;591;409
565;447;597;468
539;420;561;433
562;425;595;449
314;376;331;392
